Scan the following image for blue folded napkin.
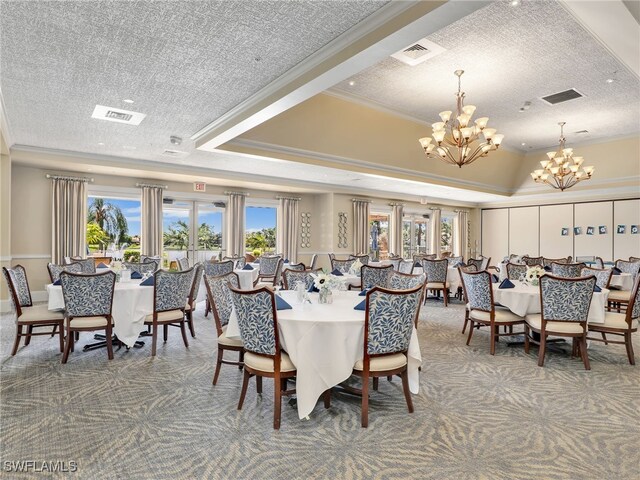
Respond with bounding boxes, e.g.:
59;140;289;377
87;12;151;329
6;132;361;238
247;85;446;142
284;259;289;264
242;264;254;270
331;269;343;276
307;284;319;293
131;271;142;279
491;274;499;283
612;267;622;275
275;295;292;310
140;276;154;286
354;299;366;311
359;289;368;296
97;262;108;268
414;261;421;268
255;259;260;264
594;284;602;292
53;279;61;286
499;278;515;289
544;266;552;272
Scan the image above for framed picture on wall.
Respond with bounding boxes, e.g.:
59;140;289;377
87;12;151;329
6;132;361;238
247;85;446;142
598;226;607;234
574;227;582;235
632;225;639;235
586;226;595;235
561;227;569;236
617;225;626;234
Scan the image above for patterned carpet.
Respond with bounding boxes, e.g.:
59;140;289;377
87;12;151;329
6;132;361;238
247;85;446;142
1;298;639;479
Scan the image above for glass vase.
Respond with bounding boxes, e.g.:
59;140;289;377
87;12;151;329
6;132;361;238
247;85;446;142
318;287;332;304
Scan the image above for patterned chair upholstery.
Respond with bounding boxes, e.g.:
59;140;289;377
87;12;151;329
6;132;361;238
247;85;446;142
47;262;83;282
308;254;318;270
223;256;246;269
595;257;605;269
422;259;450;307
389;272;425;291
350;254;370;266
524;275;596;369
282;269;318;290
387;258;402;271
184;263;204;338
460;270;524;355
522;256;544;266
354;286;422;427
543;257;570;268
480;256;491;271
3;265;65;356
255;256;284;287
72;258;96;274
59;271;116;363
551;262;586;278
587;275;640;365
608;260;640;312
398;260;413;274
230;287;298;429
506;263;528;281
177;257;190;271
204;272;243;385
124;262;157;276
580;267;612;289
205;260;234;277
361;265;393;290
467;258;483;271
615;260;640;278
141;255;161;263
144;268;195;356
331;258;355;273
630;256;640;263
447;256;464;267
284;263;305;272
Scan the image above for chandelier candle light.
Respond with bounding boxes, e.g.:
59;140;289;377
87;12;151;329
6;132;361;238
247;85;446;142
530;122;594;191
419;70;504;167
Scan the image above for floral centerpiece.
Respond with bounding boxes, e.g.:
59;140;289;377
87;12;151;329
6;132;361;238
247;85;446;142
311;271;341;303
525;265;545;286
349;259;363;276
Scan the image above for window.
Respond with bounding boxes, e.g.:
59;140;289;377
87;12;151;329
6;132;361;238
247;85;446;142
87;194;141;260
163;200;192;266
369;213;389;260
196;203;223;262
401;215;429;258
441;215;454;254
245;205;277;256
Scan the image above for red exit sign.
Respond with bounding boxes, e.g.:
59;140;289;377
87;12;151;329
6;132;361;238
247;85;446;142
194;182;206;192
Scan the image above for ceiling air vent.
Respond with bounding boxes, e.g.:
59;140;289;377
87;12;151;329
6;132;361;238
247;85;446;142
161;149;189;159
163;198;174;205
541;89;584;105
391;38;445;66
91;105;146;125
575;130;589;135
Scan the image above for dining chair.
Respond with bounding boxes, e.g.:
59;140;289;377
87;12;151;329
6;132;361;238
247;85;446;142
184;263;204;338
331;258;355;273
124;262;157;276
421;258;450;306
144;268;195;356
284;262;305;272
254;256;284;287
543;257;570;268
522;256;544;266
460;270;525;355
223;256;246;269
580;267;612;289
354;285;422;427
361;264;393;290
71;258;96;274
467;258;483;271
524;274;596;370
203;272;244;385
615;259;640;277
59;270;116;364
608;260;640;312
3;265;65;356
587;275;640;365
205;260;234;277
350;254;370;266
307;254;318;270
447;256;464;267
630;256;640;263
551;262;586;278
506;263;528;281
177;257;190;271
231;286;303;430
47;262;83;283
398;260;413;274
595;257;605;269
282;268;319;290
387;258;402;271
389;271;425;290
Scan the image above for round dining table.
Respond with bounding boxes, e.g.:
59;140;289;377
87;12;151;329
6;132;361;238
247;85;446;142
225;290;422;419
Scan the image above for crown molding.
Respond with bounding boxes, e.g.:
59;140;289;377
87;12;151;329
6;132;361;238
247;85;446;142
523;132;640;156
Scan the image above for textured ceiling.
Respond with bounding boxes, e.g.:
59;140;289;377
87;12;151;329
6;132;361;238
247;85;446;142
330;0;640;151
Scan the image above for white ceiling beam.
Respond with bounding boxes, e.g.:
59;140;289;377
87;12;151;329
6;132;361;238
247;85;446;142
194;0;490;151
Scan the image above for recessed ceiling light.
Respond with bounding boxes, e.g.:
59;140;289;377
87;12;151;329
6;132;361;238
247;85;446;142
606;78;614;84
521;142;526;146
123;99;134;104
348;80;355;86
511;0;520;5
123;145;136;150
97;142;105;146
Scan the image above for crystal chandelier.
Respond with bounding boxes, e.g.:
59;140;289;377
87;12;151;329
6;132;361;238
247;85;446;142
418;70;504;168
530;122;594;191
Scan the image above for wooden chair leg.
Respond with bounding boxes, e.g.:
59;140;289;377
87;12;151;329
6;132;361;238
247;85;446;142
462;311;469;334
524;325;530;354
237;370;250;410
373;377;379;391
625;332;635;365
323;390;331;409
151;324;158;357
105;325;114;360
51;324;58;338
239;350;244;369
361;372;369;428
387;375;393;382
490;324;496;355
537;334;547;367
273;375;282;430
163;324;168;342
61;329;73;364
212;348;224;385
601;332;608;345
24;325;33;346
400;369;414;413
256;375;263;394
179;321;189;348
579;336;591;370
58;322;64;352
443;288;449;307
466;320;475;346
11;325;23;356
186;311;196;338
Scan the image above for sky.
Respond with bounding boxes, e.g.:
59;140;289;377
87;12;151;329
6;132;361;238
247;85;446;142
89;197;276;236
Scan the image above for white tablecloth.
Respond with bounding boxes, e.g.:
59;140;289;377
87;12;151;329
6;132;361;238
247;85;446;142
492;281;608;323
47;280;154;347
609;273;633;291
226;290;421;419
234;268;260;290
412;266;461;291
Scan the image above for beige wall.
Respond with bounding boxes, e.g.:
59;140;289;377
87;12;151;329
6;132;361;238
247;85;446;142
0;129;11;301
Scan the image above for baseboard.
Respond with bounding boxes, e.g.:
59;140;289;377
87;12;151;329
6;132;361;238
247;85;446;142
0;290;47;313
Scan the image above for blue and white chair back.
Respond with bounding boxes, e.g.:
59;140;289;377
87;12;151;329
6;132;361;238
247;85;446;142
523;256;544;267
460;270;493;312
398;260;413;274
595;257;605;269
206;260;235;277
223;256;245;269
361;265;392;290
72;259;96;274
284;263;305;272
365;286;422;355
543;257;570;268
551;262;585;278
125;262;157;276
331;258;355;273
615;259;640;279
259;256;282;276
60;271;116;317
230;287;277;356
467;258;483;271
630;277;640;320
308;254;318;270
447;256;463;267
539;275;595;323
387;258;402;271
188;263;204;306
154;268;195;313
204;272;240;329
282;269;316;290
580;267;612;289
177;257;190;271
506;263;528;281
350;254;370;266
3;265;33;313
480;256;491;270
389;271;425;290
48;262;83;282
422;259;448;284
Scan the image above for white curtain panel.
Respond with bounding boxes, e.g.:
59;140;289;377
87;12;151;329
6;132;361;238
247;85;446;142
352;200;370;255
51;178;87;264
141;186;163;257
429;208;442;257
226;193;246;257
389;204;404;257
277;198;299;262
454;210;469;259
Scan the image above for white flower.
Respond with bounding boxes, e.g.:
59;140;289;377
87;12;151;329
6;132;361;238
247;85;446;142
525;266;545;282
311;271;341;290
349;259;363;275
111;261;123;272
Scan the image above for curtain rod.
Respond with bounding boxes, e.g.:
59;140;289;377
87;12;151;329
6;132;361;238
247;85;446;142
224;190;249;196
453;209;469;213
46;174;93;183
429;207;441;210
136;182;167;189
389;202;404;206
275;196;301;201
352;198;372;203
